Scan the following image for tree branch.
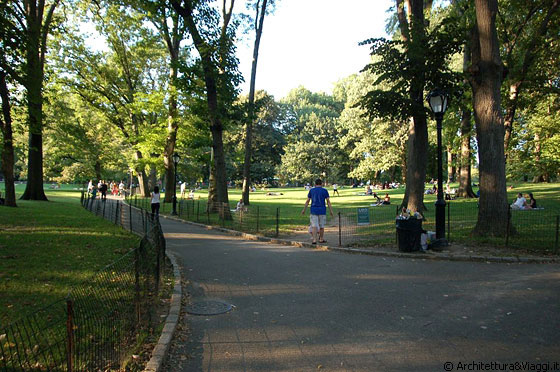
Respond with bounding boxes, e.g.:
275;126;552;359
40;0;61;68
396;0;410;42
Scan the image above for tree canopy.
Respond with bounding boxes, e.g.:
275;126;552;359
1;0;559;238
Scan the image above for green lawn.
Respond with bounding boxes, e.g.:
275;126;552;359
0;186;139;326
132;182;560;254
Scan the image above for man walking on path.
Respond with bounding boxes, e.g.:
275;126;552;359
302;178;334;244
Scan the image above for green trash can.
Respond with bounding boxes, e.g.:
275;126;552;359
396;218;422;252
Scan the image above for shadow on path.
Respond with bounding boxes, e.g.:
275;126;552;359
154;216;560;372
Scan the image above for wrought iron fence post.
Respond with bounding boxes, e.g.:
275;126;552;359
447;201;450;242
338;212;342;247
102;199;106;218
134;246;141;324
257;206;260;233
197;201;200;222
141;209;145;235
115;201;119;225
135;195;137;209
129;202;133;232
276;208;279;237
555;215;559;254
66;299;74;372
155;225;161;295
207;207;210;225
505;207;511;247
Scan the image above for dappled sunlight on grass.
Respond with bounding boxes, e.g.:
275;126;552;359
0;192;138;326
2;225;130;236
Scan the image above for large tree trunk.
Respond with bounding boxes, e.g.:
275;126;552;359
470;0;509;237
402;116;428;212
457;32;476;198
134;150;150;197
446;148;455;182
531;133;543;183
21;74;47;200
164;67;179;202
207;147;218;212
20;0;59;200
400;150;407;184
502;82;520;161
457;108;476;198
400;0;428;213
21;14;47;201
94;160;102;181
242;0;268;206
209;119;229;210
0;71;16;206
172;0;231;212
148;164;157;190
163;20;181;203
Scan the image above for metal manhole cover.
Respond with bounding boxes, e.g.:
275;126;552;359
186;300;233;315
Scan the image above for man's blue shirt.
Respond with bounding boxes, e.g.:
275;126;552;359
308;186;329;215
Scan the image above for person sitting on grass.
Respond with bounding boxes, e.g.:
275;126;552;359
528;193;537;209
382;193;391;205
511;192;528;210
235;198;245;212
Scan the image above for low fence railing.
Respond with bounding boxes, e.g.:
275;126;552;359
0;194;166;371
125;195;559;254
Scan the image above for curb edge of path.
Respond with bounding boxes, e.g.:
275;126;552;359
143;251;182;372
161;215;559;264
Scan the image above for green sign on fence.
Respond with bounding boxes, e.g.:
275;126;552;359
357;207;370;226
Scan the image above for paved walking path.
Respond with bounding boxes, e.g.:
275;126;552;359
157;216;560;372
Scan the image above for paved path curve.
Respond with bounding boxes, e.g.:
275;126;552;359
160;217;560;372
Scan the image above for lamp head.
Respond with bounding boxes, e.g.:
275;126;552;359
427;89;449;116
172;152;180;164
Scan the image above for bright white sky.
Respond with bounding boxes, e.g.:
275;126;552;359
236;0;394;99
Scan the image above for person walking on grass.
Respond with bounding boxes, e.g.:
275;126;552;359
333;183;340;196
301;178;334;245
151;186;161;219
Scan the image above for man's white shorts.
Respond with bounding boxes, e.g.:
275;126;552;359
310;214;326;229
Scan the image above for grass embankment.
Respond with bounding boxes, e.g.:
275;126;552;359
0;188;139;326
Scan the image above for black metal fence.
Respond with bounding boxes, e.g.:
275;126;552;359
126;195;559;254
338;201;559;253
0;195;166;371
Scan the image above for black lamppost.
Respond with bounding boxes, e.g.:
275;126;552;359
172;152;180;215
427;89;449;242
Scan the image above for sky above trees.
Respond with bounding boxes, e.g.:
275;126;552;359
236;0;393;99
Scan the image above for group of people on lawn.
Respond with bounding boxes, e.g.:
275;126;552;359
88;179;126;200
363;185;391;205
